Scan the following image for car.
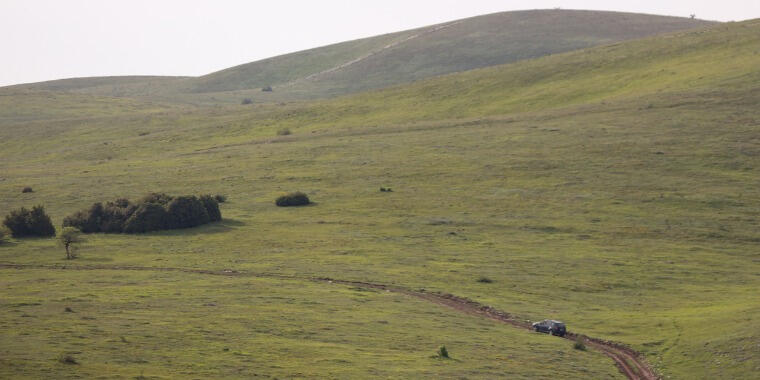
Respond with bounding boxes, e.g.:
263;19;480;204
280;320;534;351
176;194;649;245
532;319;566;337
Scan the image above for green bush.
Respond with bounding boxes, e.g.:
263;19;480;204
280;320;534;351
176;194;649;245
22;186;33;193
277;128;291;136
3;206;56;238
166;196;210;229
123;203;170;233
438;345;449;359
276;192;310;207
200;195;222;222
214;194;227;203
64;193;222;234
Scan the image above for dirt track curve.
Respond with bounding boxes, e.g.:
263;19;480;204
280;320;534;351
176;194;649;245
0;263;658;380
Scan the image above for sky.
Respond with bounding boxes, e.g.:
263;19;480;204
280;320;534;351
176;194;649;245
2;0;759;87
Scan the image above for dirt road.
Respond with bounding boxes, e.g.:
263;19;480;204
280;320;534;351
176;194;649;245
0;263;658;379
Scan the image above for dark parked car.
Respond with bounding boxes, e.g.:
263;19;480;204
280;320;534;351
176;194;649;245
532;320;566;337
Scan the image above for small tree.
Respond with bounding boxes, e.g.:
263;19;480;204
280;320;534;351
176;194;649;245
58;227;85;259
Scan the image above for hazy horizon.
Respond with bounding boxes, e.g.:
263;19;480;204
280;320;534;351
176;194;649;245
2;0;759;87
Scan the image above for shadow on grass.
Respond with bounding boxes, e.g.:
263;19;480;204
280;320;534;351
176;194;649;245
145;218;245;237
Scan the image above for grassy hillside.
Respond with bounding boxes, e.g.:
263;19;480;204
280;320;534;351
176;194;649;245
7;10;713;104
1;18;759;380
0;269;621;379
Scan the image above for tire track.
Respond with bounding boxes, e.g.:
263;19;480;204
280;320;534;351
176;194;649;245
0;263;658;379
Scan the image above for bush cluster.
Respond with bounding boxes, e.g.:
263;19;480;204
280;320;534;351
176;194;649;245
3;206;56;237
275;192;310;207
63;193;222;234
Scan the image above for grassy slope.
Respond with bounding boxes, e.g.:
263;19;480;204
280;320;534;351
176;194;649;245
1;19;760;379
0;269;620;379
6;10;713;103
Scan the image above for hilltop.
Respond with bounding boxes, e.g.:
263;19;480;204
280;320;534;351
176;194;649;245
7;9;713;103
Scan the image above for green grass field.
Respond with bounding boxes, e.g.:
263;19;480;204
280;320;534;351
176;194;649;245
0;269;622;379
1;17;759;380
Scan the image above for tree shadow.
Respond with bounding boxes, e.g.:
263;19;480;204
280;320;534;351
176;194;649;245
147;218;246;236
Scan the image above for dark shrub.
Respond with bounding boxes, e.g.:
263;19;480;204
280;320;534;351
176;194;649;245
200;195;222;222
100;201;135;232
214;194;227;203
63;202;104;233
123;203;170;233
63;201;135;233
141;193;173;206
277;128;291;136
166;196;210;229
477;276;493;283
3;206;56;237
262;86;273;92
64;193;222;234
438;345;449;359
276;192;310;207
241;98;253;105
22;187;33;193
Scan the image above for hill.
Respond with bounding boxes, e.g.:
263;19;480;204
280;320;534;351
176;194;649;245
6;9;714;103
1;17;759;380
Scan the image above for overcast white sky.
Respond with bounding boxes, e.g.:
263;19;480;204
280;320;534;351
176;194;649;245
2;0;759;86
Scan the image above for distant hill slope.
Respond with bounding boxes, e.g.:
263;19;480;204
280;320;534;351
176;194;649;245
6;9;714;103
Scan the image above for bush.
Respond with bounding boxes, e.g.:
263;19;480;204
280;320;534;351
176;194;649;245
241;98;253;105
276;192;310;207
277;128;291;136
22;187;33;193
3;206;56;238
166;196;210;229
262;86;273;92
64;193;222;234
573;336;587;351
123;203;170;233
214;194;227;203
438;345;449;359
200;195;222;222
477;276;493;283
